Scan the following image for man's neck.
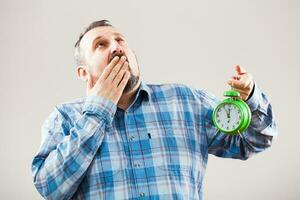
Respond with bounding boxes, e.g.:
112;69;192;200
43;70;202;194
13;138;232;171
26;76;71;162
117;81;141;111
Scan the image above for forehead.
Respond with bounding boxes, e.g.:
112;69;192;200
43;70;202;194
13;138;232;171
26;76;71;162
80;26;124;48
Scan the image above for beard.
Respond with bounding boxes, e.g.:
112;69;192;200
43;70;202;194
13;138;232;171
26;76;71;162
123;70;140;93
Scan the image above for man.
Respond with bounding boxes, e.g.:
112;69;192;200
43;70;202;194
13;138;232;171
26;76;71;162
32;20;277;200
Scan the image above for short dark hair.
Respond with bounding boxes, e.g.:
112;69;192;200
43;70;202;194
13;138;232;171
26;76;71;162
74;20;112;66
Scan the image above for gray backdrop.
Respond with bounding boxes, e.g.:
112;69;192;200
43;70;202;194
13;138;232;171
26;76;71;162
0;0;299;199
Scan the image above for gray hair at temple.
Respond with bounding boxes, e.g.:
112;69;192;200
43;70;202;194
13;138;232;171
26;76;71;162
74;20;112;66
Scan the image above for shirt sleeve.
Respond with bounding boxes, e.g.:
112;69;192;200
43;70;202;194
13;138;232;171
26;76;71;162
195;82;278;160
31;95;117;199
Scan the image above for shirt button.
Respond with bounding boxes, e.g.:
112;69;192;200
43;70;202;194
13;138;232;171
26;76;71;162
129;136;135;141
134;163;141;168
139;192;145;197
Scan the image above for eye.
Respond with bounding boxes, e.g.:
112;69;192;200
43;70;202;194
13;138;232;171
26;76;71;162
96;42;105;48
115;37;124;42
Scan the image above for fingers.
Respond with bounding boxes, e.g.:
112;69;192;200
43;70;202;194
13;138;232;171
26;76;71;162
112;61;129;85
232;88;249;100
235;64;247;75
85;55;131;103
106;56;127;82
228;75;253;91
227;79;247;90
231;75;241;80
228;65;251;89
100;56;121;80
117;71;131;91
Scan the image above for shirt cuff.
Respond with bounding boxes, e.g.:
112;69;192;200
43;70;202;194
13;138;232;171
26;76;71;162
82;95;117;124
245;81;261;111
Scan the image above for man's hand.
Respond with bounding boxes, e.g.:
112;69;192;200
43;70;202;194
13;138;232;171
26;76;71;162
227;65;254;101
86;56;130;105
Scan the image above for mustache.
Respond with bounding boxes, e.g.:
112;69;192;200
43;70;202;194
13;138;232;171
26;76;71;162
108;52;128;63
108;53;133;75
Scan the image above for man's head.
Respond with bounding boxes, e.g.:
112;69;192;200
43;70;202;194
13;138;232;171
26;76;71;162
75;20;140;94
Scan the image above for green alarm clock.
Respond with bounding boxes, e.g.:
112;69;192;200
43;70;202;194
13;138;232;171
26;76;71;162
212;89;252;135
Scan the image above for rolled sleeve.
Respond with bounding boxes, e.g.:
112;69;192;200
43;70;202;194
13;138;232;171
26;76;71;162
82;95;117;125
245;82;261;111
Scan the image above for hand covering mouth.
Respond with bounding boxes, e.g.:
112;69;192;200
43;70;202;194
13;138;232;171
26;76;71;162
109;53;128;63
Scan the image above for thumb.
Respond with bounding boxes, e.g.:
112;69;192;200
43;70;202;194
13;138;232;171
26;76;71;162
235;64;247;75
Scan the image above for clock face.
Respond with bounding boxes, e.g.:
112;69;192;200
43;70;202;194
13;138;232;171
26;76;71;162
215;103;242;132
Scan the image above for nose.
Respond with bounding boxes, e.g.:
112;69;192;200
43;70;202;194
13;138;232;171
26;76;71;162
111;45;124;58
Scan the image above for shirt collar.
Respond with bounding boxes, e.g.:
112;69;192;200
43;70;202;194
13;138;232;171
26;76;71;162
135;81;152;103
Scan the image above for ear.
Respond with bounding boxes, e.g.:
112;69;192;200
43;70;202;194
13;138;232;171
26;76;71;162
76;65;89;82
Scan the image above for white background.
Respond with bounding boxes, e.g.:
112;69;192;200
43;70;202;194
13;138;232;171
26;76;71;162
0;0;299;199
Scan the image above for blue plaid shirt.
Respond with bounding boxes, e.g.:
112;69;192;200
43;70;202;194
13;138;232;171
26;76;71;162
32;82;277;200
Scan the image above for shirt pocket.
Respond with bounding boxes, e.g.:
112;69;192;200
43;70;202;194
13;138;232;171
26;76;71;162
87;131;127;183
148;127;195;173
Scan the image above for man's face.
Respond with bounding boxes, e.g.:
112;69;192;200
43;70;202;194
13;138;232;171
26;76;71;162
79;26;140;93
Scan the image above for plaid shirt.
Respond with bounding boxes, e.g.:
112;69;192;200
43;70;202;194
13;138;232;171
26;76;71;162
32;82;277;200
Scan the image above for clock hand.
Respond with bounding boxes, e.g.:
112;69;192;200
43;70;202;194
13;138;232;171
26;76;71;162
227;108;231;123
223;107;229;116
226;108;230;118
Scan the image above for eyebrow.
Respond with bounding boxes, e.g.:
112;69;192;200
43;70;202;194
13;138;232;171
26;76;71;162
92;36;103;47
92;33;125;47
